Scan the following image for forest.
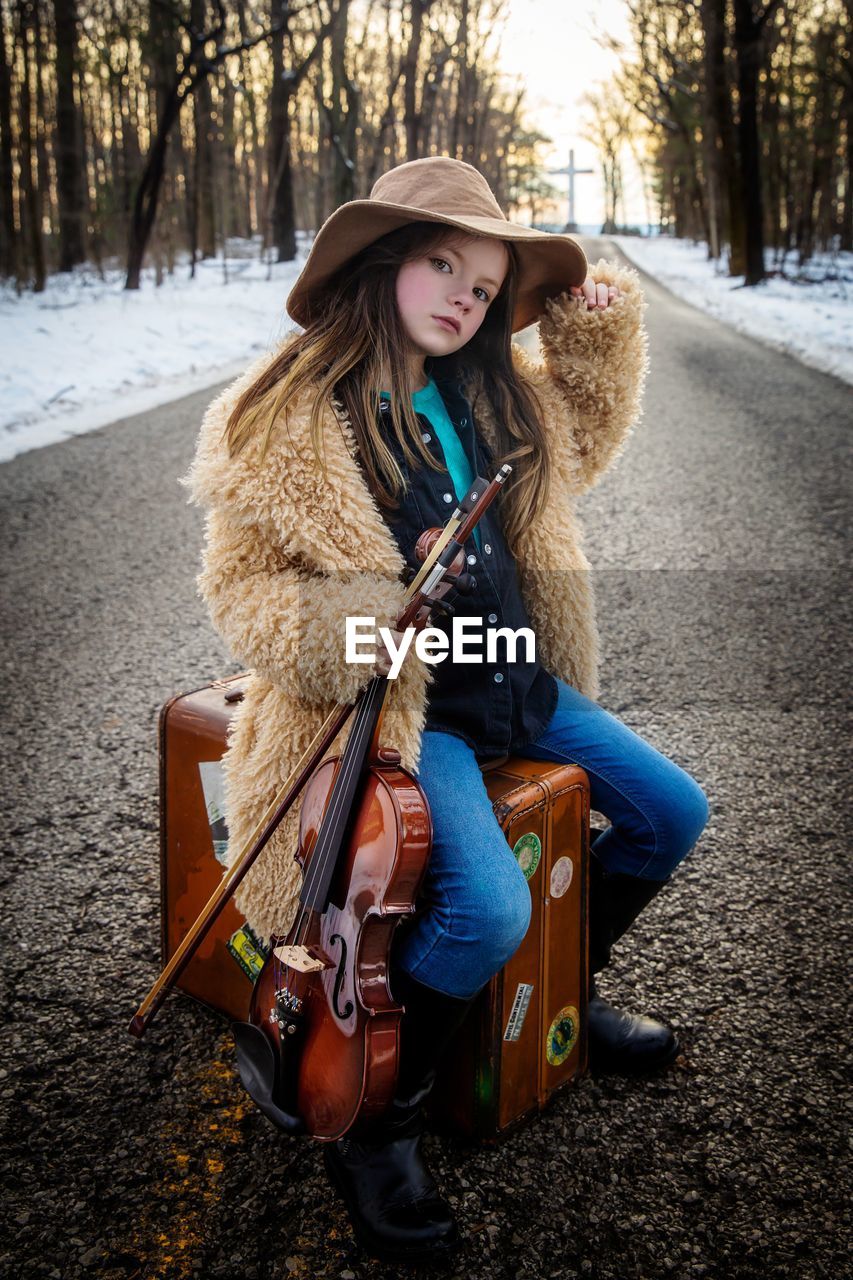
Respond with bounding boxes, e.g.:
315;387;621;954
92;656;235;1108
0;0;849;293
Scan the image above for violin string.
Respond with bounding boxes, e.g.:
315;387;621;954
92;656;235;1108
275;674;385;994
272;518;469;999
280;675;382;990
292;673;383;932
281;526;461;978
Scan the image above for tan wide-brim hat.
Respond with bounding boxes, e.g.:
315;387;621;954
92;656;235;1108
286;156;588;334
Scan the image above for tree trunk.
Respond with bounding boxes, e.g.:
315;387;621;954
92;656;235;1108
700;0;723;259
52;0;86;268
449;0;467;158
267;0;338;259
270;105;297;260
842;7;853;252
191;0;216;258
403;0;425;160
17;1;45;290
704;0;744;272
733;0;766;284
0;0;17;278
326;0;356;210
236;0;262;236
797;27;835;263
267;7;296;260
220;70;243;239
126;81;183;289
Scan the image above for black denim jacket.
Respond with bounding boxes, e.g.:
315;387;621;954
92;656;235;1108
375;374;557;760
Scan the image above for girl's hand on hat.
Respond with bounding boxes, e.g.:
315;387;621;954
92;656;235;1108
570;277;621;310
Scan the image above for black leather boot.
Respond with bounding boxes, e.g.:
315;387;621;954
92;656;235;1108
587;836;680;1074
322;966;475;1263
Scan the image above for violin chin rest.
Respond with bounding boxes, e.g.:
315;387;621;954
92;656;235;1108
232;1021;305;1135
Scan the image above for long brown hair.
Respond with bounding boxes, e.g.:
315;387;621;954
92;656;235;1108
224;221;551;554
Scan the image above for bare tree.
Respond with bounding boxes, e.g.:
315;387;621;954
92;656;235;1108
0;0;17;278
267;0;341;261
319;0;357;211
126;0;289;288
733;0;784;284
16;0;46;290
53;0;87;268
190;0;217;261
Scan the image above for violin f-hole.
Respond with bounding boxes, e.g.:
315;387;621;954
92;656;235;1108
329;932;354;1019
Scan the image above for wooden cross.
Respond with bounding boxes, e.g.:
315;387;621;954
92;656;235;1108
547;149;594;231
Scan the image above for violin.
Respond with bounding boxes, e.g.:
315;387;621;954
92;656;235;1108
232;470;510;1140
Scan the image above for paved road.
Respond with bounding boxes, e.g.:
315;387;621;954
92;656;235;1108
1;238;850;1280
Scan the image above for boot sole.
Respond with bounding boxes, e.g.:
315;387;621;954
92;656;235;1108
322;1144;461;1264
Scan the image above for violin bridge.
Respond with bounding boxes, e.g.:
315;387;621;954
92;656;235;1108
273;944;328;973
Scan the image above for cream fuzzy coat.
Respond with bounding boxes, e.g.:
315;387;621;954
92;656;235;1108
181;257;648;940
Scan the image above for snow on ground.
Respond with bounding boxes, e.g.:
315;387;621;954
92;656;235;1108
614;234;853;388
1;233;850;465
0;238;306;463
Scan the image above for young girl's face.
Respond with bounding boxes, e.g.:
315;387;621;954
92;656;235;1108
395;234;510;359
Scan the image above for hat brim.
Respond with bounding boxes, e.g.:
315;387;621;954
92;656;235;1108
285;200;588;334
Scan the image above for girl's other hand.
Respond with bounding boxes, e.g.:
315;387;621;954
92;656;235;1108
570;276;621;310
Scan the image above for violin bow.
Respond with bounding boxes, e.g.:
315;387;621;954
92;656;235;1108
128;464;511;1038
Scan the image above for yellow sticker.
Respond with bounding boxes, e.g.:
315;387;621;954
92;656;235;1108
226;923;269;981
546;1004;579;1066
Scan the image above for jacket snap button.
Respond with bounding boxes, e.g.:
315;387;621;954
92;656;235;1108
443;492;453;503
484;543;492;554
467;554;476;565
460;417;468;426
494;672;504;683
422;432;431;443
488;612;498;624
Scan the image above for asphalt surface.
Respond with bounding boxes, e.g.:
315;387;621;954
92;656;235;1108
1;237;850;1280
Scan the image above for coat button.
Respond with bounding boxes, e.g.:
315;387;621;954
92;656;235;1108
467;554;476;565
422;432;432;443
484;543;492;554
443;492;453;503
493;672;504;683
488;612;498;624
460;417;468;426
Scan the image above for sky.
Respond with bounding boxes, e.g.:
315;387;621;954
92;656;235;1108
496;0;649;230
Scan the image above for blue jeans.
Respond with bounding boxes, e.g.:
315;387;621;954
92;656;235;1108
393;677;710;999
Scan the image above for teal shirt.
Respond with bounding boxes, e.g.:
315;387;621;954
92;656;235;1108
380;377;481;552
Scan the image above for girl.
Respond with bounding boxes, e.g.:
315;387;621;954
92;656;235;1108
182;156;709;1263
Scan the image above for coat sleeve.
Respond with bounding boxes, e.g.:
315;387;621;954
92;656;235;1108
515;257;649;495
179;368;411;707
193;507;409;706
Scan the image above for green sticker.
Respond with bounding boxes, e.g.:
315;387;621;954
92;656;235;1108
546;1005;579;1066
512;832;541;880
227;923;269;981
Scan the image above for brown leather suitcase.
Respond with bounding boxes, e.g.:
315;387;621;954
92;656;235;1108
429;758;590;1141
159;673;261;1023
159;677;589;1139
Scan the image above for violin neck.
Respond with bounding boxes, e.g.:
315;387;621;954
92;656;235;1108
299;674;389;913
